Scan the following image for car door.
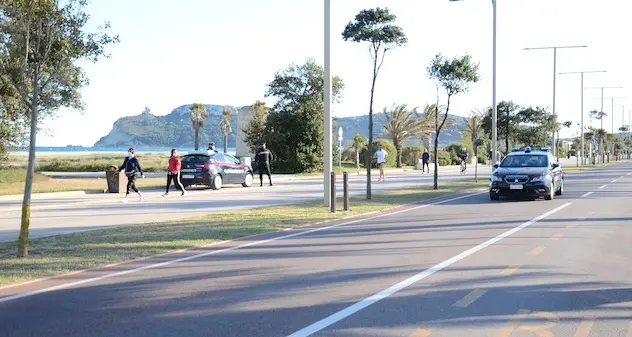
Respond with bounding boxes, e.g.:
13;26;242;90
224;154;246;184
549;154;561;187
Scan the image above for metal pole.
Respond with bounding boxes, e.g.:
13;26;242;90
580;73;584;166
611;97;614;160
324;0;332;207
343;171;349;211
552;47;557;157
330;172;336;213
491;0;498;164
600;88;604;163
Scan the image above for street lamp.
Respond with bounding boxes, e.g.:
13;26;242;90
449;0;498;164
558;70;607;165
324;0;332;207
524;45;588;158
586;86;623;162
338;127;343;171
597;96;627;158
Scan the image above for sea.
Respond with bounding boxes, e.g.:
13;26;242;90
10;146;237;156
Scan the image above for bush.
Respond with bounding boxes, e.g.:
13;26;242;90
359;139;397;168
477;155;487;165
401;145;424;166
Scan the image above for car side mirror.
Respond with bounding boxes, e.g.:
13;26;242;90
552;163;559;169
493;164;499;169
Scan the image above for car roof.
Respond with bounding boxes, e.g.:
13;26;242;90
507;151;549;156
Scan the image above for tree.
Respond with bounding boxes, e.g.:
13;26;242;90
416;103;443;150
482;101;520;153
352;133;366;170
264;58;344;173
243;100;270;154
342;7;407;199
514;106;558;147
589;109;607;161
1;0;118;257
220;107;232;153
190;103;208;150
381;104;425;167
427;53;480;189
464;109;484;182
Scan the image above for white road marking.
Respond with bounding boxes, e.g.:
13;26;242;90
599;185;607;189
286;202;572;337
627;173;632;176
0;191;486;304
610;179;617;183
581;192;594;198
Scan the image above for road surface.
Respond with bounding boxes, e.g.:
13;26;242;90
0;165;492;242
1;162;631;336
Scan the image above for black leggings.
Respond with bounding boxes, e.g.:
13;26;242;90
259;164;271;184
166;173;184;193
126;174;139;195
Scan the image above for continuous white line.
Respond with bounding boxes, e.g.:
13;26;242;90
581;192;594;198
0;191;486;304
286;202;572;337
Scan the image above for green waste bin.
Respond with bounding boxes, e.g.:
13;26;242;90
105;165;121;193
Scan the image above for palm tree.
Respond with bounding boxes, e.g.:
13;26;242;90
464;109;485;182
415;103;444;151
590;110;608;161
381;104;427;167
190;103;208;151
220;108;233;153
352;133;366;171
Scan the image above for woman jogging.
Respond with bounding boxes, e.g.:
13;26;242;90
163;148;185;197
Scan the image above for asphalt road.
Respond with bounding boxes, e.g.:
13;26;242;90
1;161;631;336
0;165;492;242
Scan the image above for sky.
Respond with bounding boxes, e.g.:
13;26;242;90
38;0;632;146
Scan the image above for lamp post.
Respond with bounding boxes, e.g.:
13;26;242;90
585;86;623;162
338;127;343;171
449;0;498;164
524;45;587;158
596;96;627;160
324;0;332;207
558;70;607;165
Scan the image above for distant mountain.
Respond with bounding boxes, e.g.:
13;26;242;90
95;105;467;148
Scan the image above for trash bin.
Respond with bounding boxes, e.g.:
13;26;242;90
105;165;121;193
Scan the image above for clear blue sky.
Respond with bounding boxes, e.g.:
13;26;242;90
39;0;631;146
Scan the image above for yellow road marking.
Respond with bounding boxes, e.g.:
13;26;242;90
517;311;559;337
494;309;530;337
500;265;520;276
573;317;595;337
551;233;564;241
454;289;487;308
408;329;431;337
530;246;546;256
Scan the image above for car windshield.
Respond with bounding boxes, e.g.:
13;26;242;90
500;154;548;168
181;155;210;164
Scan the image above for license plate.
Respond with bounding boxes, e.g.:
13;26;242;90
182;174;194;179
510;184;522;190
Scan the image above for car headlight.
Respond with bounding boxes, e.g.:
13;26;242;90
490;174;503;182
530;174;549;182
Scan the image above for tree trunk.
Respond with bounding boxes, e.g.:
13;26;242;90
433;103;439;190
355;148;359;170
367;53;379;200
18;82;40;258
224;134;228;153
194;128;199;151
474;147;478;182
396;143;402;168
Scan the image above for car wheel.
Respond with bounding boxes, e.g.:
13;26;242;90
555;179;563;196
490;192;500;200
211;175;223;190
242;172;254;187
544;183;554;200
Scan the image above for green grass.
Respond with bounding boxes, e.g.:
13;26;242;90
0;168;166;196
563;159;632;172
7;153;169;173
0;180;487;286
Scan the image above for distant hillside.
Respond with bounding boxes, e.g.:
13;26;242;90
95;105;467;148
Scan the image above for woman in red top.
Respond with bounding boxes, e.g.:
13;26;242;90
163;148;185;197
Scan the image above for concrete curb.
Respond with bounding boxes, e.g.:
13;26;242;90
0;190;87;202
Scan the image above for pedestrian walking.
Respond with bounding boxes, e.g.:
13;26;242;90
256;143;274;187
373;143;388;181
118;147;145;202
421;149;430;173
163;148;185;197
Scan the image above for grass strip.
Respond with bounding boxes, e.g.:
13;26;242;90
0;180;487;286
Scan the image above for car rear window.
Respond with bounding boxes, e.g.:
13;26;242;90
500;154;548;167
181;155;210;164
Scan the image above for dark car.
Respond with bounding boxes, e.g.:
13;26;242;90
179;152;254;190
489;146;564;201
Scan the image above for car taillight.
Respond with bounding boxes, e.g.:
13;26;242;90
204;163;211;170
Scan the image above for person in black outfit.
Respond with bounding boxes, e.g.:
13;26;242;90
256;143;274;187
118;147;145;201
421;149;430;173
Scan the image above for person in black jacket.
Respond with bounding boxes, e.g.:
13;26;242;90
118;147;145;201
256;143;274;187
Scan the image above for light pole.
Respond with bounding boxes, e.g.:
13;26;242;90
323;0;332;207
524;45;587;158
449;0;498;164
596;96;627;159
338;127;343;171
558;70;607;165
585;86;622;162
